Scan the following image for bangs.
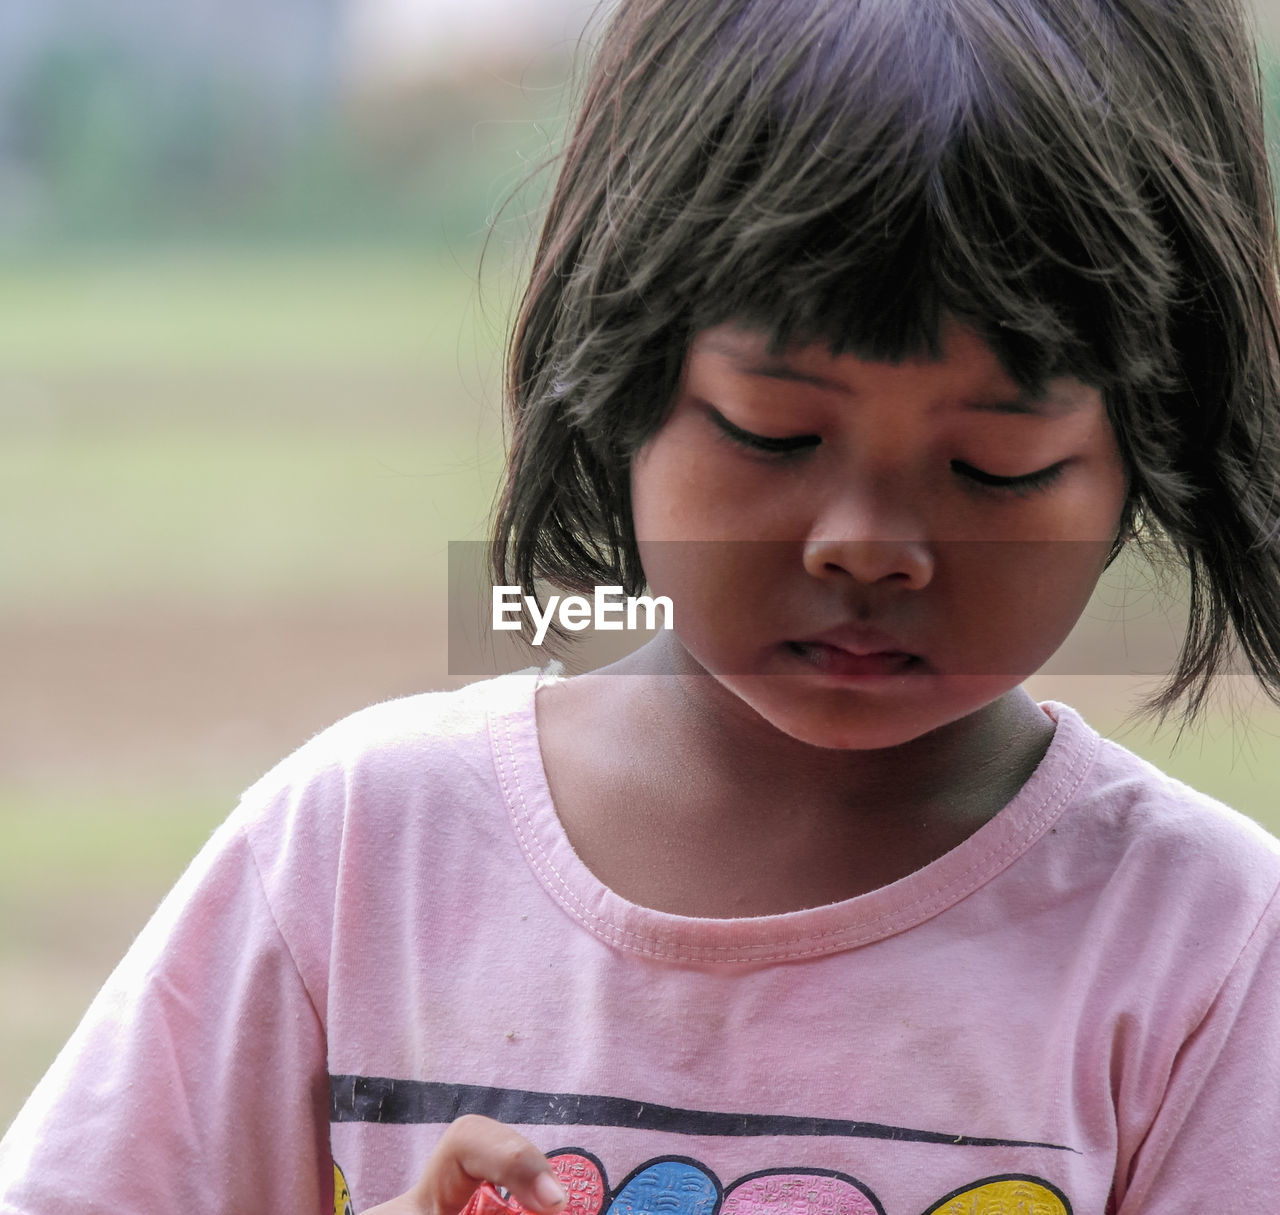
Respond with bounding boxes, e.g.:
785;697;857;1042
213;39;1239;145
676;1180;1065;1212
500;0;1280;720
597;0;1182;396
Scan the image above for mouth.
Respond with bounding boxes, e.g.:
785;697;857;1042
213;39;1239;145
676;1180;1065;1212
784;640;923;678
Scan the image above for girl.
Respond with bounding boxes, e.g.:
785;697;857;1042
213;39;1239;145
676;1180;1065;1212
4;0;1280;1212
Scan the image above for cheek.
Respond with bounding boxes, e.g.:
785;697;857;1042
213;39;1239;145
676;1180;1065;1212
1068;431;1131;541
940;539;1111;673
995;469;1129;547
631;420;780;543
636;537;801;673
630;437;697;541
1068;471;1130;543
637;539;780;620
631;435;767;644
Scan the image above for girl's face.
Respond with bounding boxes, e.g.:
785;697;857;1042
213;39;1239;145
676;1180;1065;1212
629;317;1129;751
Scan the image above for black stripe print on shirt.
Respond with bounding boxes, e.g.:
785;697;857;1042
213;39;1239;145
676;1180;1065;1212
327;1077;1076;1153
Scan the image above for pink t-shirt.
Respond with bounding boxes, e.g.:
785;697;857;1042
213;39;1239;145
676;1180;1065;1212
2;666;1278;1215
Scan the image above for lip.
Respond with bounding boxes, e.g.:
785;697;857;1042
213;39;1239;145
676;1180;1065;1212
785;624;923;680
797;622;917;657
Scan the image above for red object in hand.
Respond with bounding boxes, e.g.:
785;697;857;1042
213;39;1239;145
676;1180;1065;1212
462;1183;524;1215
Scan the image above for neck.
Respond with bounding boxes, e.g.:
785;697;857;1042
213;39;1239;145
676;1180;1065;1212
616;633;1054;836
537;636;1057;915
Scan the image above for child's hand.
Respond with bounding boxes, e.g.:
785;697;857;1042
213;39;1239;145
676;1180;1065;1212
359;1114;570;1215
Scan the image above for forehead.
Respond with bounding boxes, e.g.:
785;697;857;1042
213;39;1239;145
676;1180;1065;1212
688;321;1098;419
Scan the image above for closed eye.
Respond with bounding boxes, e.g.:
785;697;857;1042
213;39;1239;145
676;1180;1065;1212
952;459;1067;496
706;406;819;457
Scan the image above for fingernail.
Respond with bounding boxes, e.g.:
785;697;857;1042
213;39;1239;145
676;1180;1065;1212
534;1173;567;1210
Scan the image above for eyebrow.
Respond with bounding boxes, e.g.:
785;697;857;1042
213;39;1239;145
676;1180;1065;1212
698;336;850;391
697;335;1090;418
965;394;1083;418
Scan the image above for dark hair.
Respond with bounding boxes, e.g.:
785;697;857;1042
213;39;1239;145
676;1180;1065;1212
490;0;1280;720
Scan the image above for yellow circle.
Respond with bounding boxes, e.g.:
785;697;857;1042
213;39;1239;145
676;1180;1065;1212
926;1178;1068;1215
334;1162;355;1215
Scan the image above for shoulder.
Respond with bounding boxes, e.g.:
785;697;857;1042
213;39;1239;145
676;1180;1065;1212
1039;702;1280;971
207;668;549;996
239;667;543;812
227;667;547;899
1077;714;1280;884
1043;702;1278;864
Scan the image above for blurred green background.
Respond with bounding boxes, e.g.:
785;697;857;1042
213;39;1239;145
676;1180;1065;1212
2;0;1280;1134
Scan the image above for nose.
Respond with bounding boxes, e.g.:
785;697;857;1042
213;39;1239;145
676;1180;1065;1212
802;534;934;588
801;488;934;590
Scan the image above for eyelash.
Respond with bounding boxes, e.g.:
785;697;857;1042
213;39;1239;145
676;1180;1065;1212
951;460;1067;497
709;410;820;457
708;411;1067;497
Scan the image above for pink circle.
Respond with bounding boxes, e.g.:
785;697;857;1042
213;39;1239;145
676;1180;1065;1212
723;1173;879;1215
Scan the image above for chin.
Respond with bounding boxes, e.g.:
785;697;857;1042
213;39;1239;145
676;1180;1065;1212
731;673;1020;753
726;679;931;751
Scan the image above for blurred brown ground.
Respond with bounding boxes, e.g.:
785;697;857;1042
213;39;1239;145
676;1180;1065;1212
1;599;461;790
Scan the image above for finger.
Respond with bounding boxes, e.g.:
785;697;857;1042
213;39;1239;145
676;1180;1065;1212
412;1115;568;1215
360;1199;431;1215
